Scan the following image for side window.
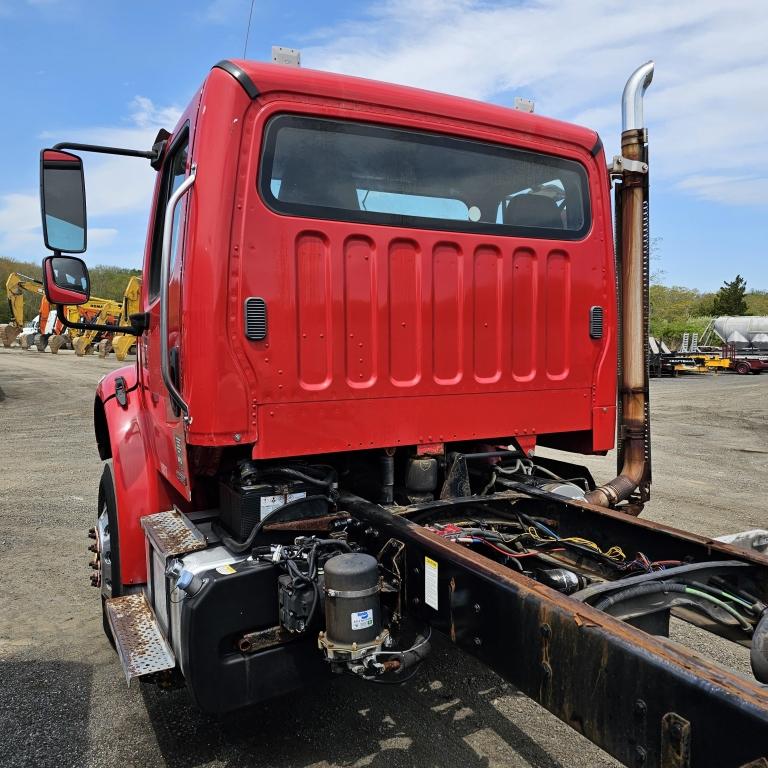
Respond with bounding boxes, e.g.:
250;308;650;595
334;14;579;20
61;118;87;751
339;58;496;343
148;130;189;300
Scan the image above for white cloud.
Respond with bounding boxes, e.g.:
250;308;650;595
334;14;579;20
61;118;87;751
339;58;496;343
678;175;768;206
0;96;181;262
200;0;249;25
302;0;768;207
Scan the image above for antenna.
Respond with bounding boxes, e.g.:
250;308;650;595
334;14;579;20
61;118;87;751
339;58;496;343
243;0;255;58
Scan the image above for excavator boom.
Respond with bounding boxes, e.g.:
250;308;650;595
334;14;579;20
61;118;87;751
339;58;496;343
2;272;45;347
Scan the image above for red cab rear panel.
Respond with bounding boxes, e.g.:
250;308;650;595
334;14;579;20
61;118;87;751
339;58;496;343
178;62;617;459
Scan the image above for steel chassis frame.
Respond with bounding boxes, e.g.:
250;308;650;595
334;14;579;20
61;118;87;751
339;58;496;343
339;490;768;768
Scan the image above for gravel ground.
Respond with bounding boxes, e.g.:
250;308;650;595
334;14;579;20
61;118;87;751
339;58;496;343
1;346;766;768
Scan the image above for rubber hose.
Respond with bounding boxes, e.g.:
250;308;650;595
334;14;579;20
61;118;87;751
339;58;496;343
593;582;687;612
263;466;336;490
751;611;768;684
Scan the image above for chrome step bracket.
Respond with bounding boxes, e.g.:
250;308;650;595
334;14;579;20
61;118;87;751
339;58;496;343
105;593;176;684
141;509;207;558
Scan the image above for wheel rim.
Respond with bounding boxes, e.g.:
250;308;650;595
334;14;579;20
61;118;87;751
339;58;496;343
96;502;113;598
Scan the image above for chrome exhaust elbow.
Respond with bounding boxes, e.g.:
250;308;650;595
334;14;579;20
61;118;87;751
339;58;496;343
621;61;655;132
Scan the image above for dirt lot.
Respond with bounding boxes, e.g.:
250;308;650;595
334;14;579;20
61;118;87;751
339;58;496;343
1;346;767;768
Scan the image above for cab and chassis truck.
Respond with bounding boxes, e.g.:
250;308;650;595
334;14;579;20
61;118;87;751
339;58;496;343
38;59;768;767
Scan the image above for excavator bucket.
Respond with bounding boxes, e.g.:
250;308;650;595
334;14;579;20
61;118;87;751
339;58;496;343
112;334;136;361
97;339;112;358
48;335;68;355
0;324;20;348
73;336;91;356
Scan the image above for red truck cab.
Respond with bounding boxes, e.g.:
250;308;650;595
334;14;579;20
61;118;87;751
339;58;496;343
63;60;620;591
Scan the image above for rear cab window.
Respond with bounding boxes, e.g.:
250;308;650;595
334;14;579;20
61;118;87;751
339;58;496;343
259;115;590;239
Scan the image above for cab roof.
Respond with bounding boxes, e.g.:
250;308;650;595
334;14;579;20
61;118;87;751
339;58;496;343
213;59;600;155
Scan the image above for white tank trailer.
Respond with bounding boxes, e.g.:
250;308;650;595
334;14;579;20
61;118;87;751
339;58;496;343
711;316;768;348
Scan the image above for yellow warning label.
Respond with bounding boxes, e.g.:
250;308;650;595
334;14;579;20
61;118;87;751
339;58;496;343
425;557;438;610
216;564;236;575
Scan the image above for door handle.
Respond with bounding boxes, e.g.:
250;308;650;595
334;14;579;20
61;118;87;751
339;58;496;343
160;166;195;422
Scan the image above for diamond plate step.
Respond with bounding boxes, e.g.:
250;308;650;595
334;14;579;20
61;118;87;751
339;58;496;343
105;593;176;684
141;509;207;558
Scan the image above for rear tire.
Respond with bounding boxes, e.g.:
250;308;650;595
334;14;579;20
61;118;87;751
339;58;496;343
97;460;122;646
736;362;751;375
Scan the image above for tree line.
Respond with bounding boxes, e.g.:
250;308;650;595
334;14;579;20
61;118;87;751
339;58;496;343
650;275;767;347
0;256;141;324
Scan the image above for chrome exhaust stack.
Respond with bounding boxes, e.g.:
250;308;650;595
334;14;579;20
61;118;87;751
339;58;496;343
621;61;654;132
586;62;654;513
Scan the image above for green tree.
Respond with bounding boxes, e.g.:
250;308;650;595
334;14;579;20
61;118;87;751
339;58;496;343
711;275;748;316
746;290;768;316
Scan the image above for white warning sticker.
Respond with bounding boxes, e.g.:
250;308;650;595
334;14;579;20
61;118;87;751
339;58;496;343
259;491;308;520
351;609;374;631
425;556;439;610
260;494;285;520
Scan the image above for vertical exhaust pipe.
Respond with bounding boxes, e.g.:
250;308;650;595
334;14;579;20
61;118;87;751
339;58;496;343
586;62;654;512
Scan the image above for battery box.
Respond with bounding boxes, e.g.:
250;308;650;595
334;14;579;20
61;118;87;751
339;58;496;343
219;479;312;541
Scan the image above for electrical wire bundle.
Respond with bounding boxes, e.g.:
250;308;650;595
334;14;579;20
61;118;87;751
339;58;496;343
427;511;763;635
256;537;352;632
618;552;683;574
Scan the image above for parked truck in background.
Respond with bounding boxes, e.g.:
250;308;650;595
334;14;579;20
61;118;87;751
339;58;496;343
38;57;768;767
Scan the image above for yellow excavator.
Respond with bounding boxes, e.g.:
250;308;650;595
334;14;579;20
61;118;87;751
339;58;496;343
2;272;47;348
96;275;142;361
3;272;88;352
3;271;142;357
70;297;122;356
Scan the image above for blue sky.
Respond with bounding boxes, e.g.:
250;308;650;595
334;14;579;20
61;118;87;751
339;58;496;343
0;0;765;292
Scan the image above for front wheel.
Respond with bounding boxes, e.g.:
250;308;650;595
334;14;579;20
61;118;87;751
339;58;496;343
95;460;122;644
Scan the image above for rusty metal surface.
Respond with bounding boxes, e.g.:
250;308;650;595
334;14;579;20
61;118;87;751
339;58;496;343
237;625;292;653
141;509;207;557
263;513;348;532
340;492;768;768
588;128;651;510
661;713;691;768
105;593;176;683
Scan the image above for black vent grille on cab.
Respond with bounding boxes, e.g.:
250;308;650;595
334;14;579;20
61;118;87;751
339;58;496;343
244;297;267;341
589;306;604;339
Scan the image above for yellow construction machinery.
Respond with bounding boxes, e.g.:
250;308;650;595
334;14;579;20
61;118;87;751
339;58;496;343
2;272;49;349
96;276;142;361
70;297;122;356
3;270;141;357
3;272;89;353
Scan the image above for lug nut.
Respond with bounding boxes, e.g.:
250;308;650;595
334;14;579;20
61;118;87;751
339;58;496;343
90;573;101;587
89;558;99;570
88;543;98;553
88;527;97;539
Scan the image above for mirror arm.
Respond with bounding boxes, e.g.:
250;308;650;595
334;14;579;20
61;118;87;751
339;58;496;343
52;141;159;164
55;306;143;336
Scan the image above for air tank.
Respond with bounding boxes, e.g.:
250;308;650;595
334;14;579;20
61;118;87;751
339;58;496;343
323;553;381;647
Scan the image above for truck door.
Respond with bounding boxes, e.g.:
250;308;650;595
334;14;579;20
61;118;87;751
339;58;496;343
142;127;192;500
